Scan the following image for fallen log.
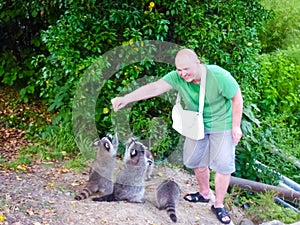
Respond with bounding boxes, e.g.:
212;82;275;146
229;176;300;202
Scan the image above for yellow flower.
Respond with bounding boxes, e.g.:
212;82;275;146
103;107;109;114
0;215;6;222
149;1;155;11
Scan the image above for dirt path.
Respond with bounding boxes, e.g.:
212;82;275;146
0;160;245;225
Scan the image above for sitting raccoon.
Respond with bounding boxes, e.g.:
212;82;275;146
74;133;118;200
93;137;148;203
156;178;181;223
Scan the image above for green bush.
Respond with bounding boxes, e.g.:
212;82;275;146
258;51;300;128
235;49;300;184
0;0;69;98
259;0;300;52
35;1;268;119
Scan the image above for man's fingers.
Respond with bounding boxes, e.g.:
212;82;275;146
233;137;240;146
111;98;119;112
232;130;242;146
111;97;124;112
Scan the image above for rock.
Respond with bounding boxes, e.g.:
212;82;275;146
239;218;255;225
289;222;300;225
259;220;285;225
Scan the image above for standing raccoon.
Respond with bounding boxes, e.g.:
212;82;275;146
93;137;148;203
74;133;118;200
145;149;154;180
156;178;181;223
123;137;154;180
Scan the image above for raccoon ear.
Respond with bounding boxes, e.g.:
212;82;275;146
106;134;113;143
93;140;100;146
126;137;135;148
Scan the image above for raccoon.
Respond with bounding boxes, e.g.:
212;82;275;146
74;133;118;200
92;137;148;203
123;137;154;181
145;149;154;180
156;178;181;223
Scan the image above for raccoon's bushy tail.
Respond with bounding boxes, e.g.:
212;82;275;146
166;203;177;223
74;188;92;200
92;193;115;202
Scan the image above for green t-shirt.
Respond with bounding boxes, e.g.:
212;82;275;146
162;65;239;131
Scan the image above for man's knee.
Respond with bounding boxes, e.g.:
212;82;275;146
194;167;208;173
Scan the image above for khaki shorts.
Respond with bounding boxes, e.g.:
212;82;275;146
183;130;235;174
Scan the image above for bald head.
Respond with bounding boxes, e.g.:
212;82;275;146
175;49;203;83
175;49;200;65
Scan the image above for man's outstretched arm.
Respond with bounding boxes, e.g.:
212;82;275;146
111;79;172;112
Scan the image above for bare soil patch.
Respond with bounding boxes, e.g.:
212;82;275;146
0;160;246;225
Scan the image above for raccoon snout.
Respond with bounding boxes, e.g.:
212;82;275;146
147;159;153;165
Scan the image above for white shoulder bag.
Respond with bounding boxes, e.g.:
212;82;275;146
171;71;206;140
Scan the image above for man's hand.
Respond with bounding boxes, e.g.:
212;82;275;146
232;126;242;146
111;97;127;112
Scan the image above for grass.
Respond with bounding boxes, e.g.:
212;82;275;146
245;192;300;224
227;187;300;224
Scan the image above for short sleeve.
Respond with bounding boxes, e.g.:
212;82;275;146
218;71;239;99
162;70;180;89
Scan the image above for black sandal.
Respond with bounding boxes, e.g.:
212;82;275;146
183;192;210;203
211;205;231;224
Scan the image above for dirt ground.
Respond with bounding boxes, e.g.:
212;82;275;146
0;159;247;225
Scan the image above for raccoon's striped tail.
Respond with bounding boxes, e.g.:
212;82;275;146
92;193;115;202
166;203;177;223
74;188;93;200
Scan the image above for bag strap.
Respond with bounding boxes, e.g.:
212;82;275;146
175;92;181;104
198;65;207;114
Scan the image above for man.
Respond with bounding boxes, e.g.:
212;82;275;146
111;49;243;224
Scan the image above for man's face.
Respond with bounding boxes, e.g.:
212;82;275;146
176;60;198;83
177;66;193;82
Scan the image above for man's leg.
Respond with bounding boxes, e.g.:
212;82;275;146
212;172;231;223
194;167;211;199
214;172;231;207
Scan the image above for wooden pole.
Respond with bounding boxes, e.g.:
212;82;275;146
229;176;300;202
